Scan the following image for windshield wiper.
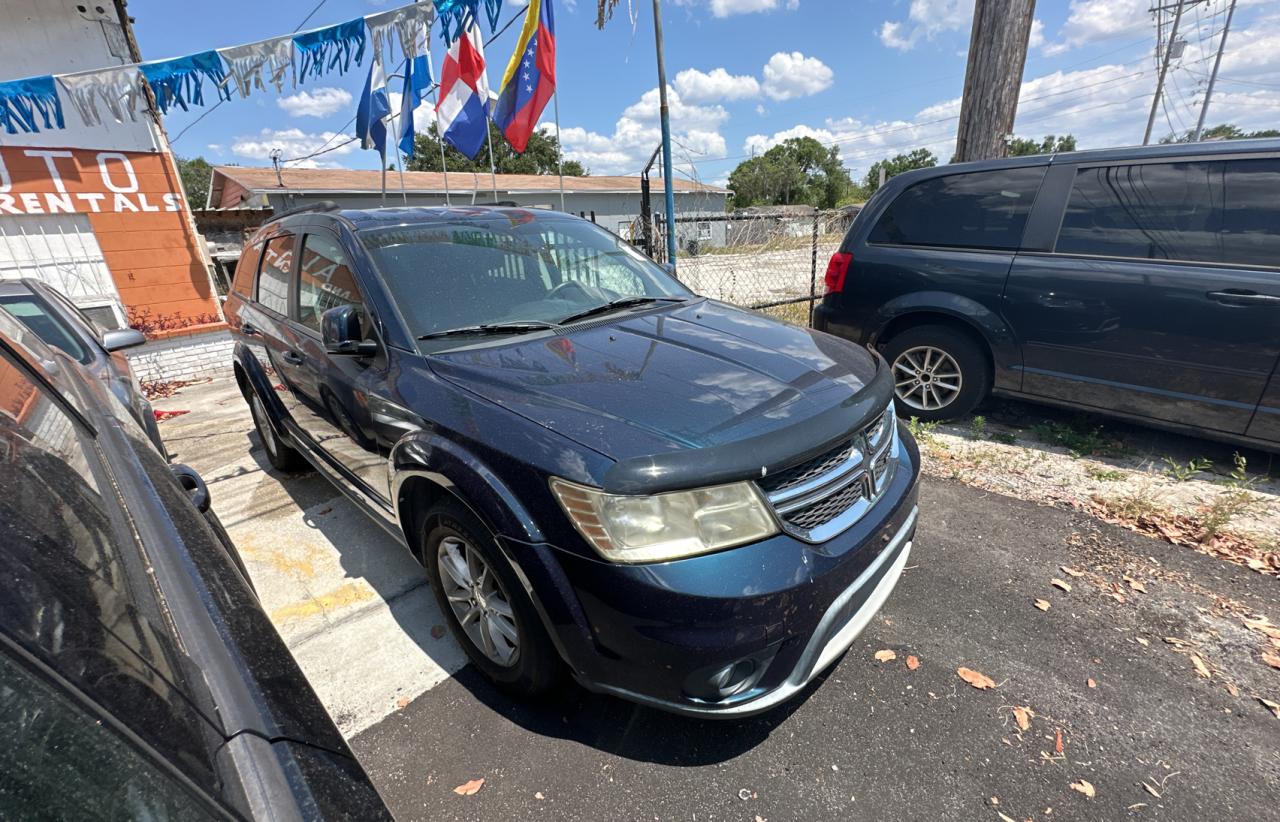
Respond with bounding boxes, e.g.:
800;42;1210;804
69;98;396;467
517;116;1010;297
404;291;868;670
557;296;687;326
417;320;559;341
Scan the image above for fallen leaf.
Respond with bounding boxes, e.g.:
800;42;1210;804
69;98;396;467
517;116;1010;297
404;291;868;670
430;625;446;639
1136;637;1150;646
1012;706;1034;731
1127;578;1148;593
1141;782;1161;799
1263;652;1280;671
957;667;996;690
1051;578;1072;593
1070;779;1095;798
1034;599;1051;612
535;792;545;800
1163;636;1193;647
1242;617;1280;640
997;813;1016;822
1129;803;1150;811
395;696;411;709
1260;698;1280;718
1190;655;1211;678
1054;728;1064;754
1087;678;1097;689
1109;592;1126;604
874;649;897;662
1061;566;1086;577
453;778;485;796
1225;682;1239;697
906;655;920;670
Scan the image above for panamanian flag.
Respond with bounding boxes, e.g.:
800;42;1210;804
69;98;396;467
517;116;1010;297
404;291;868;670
492;0;556;153
435;18;491;160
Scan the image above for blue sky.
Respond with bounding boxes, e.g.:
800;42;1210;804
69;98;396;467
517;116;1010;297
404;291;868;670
132;0;1280;185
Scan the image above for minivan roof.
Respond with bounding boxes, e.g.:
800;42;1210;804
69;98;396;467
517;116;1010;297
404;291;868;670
937;137;1280;176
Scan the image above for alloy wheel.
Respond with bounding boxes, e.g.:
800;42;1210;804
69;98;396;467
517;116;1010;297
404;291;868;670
437;536;520;667
892;345;963;412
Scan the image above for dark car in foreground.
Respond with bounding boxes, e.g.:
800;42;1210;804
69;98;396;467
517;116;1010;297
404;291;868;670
814;139;1280;451
0;278;165;453
0;311;389;819
225;205;920;717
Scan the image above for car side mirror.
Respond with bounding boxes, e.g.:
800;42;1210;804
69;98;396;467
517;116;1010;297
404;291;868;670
322;305;377;356
101;328;146;352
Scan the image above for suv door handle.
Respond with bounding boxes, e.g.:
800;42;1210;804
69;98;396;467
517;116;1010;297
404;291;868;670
241;321;260;336
280;350;304;365
1207;290;1280;306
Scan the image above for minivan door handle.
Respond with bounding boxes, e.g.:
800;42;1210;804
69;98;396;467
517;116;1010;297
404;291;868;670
280;350;304;365
241;321;261;336
1207;290;1280;306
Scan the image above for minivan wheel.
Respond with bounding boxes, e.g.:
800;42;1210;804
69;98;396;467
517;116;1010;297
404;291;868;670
421;500;560;695
882;325;991;421
248;392;310;472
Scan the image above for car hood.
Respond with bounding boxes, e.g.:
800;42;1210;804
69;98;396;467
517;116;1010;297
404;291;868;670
428;300;891;493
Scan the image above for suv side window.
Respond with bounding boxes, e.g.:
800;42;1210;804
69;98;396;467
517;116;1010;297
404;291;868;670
1056;158;1280;268
297;233;365;333
868;167;1045;251
256;234;295;315
232;240;264;298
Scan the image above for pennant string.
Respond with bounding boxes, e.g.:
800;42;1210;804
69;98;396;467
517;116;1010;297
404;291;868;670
293;18;368;83
57;67;147;127
140;51;233;114
0;75;65;134
218;35;295;98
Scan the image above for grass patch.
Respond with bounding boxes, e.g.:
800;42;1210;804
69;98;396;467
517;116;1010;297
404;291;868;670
989;431;1018;445
1031;418;1129;459
967;415;987;440
1161;455;1212;482
753;301;812;326
1086;465;1128;482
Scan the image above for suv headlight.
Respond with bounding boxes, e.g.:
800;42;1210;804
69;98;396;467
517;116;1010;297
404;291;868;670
549;478;779;563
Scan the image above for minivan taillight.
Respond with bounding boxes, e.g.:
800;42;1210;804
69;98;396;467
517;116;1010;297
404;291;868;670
824;252;852;294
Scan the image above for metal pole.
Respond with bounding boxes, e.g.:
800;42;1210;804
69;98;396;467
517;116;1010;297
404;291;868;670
1143;0;1188;145
651;0;678;270
484;122;500;203
396;146;409;205
432;90;452;206
808;210;819;327
380;156;388;207
1193;0;1236;142
552;92;567;212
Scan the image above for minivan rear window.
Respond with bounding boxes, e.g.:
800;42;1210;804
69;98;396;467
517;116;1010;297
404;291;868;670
868;167;1045;251
1055;158;1280;268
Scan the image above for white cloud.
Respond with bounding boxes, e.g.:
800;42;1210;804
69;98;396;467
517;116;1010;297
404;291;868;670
623;86;729;131
1042;0;1149;56
761;51;833;100
276;87;353;118
674;67;761;103
230;128;358;168
878;0;974;51
708;0;798;18
1028;18;1045;50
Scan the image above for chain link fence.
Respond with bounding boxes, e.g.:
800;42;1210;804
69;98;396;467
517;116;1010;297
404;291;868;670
655;208;859;326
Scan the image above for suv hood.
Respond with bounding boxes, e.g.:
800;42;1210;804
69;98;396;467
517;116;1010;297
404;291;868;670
428;300;891;493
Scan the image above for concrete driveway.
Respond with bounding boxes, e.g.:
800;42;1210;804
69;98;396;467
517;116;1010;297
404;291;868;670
155;379;1279;820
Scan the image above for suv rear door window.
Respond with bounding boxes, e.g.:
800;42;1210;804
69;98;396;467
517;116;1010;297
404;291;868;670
232;240;264;298
1055;158;1280;267
256;234;294;315
868;167;1045;251
296;234;365;333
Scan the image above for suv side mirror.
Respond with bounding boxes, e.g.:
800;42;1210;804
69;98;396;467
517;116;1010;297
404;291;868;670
322;305;377;356
101;328;146;352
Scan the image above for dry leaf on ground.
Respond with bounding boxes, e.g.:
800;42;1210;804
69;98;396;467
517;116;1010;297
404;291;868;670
395;696;411;709
957;667;996;690
1260;698;1280;718
1035;599;1051;611
906;655;920;670
997;813;1016;822
453;778;485;796
1051;578;1072;592
1225;682;1239;697
1070;779;1096;798
1190;655;1212;678
1262;652;1280;671
1126;577;1148;593
1061;566;1086;577
874;649;896;662
1012;705;1034;731
1054;728;1064;754
1087;678;1097;689
1141;782;1161;799
1136;637;1150;646
1243;617;1280;640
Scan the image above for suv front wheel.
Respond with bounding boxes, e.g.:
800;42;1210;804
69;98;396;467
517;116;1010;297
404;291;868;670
882;324;991;421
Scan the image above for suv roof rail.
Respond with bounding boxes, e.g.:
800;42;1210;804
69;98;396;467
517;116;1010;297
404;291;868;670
270;200;342;220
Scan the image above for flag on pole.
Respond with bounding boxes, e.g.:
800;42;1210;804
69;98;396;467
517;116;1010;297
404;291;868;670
435;18;491;160
356;56;391;158
492;0;555;153
398;20;433;159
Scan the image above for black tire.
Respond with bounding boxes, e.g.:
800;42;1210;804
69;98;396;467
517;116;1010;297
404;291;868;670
421;499;561;696
247;389;310;473
881;324;991;421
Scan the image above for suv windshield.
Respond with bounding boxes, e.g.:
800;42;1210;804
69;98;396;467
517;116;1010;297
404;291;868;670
359;212;691;342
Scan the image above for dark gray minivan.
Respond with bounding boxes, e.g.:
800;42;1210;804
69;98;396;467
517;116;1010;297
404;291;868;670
814;138;1280;451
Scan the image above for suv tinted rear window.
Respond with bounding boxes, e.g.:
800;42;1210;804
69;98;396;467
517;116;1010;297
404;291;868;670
232;241;263;298
1055;158;1280;267
869;167;1045;251
256;235;294;315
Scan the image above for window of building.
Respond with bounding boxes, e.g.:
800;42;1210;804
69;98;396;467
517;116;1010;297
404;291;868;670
697;222;713;241
868;167;1046;251
256;235;294;315
296;234;365;333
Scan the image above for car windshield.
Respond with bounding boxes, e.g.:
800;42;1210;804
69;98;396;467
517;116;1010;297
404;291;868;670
359;212;691;343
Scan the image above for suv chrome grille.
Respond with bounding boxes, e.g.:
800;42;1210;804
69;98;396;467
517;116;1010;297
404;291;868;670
758;406;898;543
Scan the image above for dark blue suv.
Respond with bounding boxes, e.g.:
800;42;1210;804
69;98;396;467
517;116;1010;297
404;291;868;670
225;206;920;717
814;139;1280;452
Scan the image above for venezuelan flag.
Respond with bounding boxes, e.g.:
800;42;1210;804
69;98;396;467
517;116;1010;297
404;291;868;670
492;0;556;153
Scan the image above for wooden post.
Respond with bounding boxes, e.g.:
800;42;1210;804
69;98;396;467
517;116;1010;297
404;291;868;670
954;0;1036;163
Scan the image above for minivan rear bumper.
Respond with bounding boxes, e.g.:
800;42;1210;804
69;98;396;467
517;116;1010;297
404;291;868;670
811;301;872;346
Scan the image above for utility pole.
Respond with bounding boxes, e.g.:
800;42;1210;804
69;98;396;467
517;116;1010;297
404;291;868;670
1143;0;1189;145
1193;0;1236;141
954;0;1036;163
651;0;678;269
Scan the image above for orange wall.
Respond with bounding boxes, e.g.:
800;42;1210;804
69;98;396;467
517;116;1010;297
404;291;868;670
0;146;219;323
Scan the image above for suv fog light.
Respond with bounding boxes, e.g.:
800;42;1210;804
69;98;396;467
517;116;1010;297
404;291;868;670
683;646;778;703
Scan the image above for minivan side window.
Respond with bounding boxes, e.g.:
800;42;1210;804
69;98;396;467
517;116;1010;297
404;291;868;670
296;234;365;333
868;167;1045;251
231;241;264;298
256;234;295;315
1056;158;1280;268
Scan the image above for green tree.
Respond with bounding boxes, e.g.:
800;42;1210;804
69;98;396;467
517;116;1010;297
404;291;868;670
727;137;851;209
1008;134;1077;156
1160;123;1280;143
862;149;937;195
176;156;212;208
406;121;586;176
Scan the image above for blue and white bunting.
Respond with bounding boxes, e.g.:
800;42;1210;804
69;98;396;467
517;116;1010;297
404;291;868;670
139;51;232;114
293;18;368;84
0;75;65;134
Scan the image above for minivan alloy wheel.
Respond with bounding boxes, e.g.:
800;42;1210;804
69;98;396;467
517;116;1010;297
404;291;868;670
892;346;963;411
437;536;520;667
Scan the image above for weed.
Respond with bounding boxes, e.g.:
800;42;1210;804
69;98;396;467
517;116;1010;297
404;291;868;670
990;431;1018;445
906;416;939;445
1162;455;1212;482
1087;465;1128;482
1031;419;1129;459
1112;483;1161;519
967;415;987;440
1201;453;1263;540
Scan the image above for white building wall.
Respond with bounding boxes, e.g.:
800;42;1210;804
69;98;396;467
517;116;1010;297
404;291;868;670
125;329;234;383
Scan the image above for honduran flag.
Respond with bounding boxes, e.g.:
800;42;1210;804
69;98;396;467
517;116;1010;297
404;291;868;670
435;18;491;160
492;0;556;153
